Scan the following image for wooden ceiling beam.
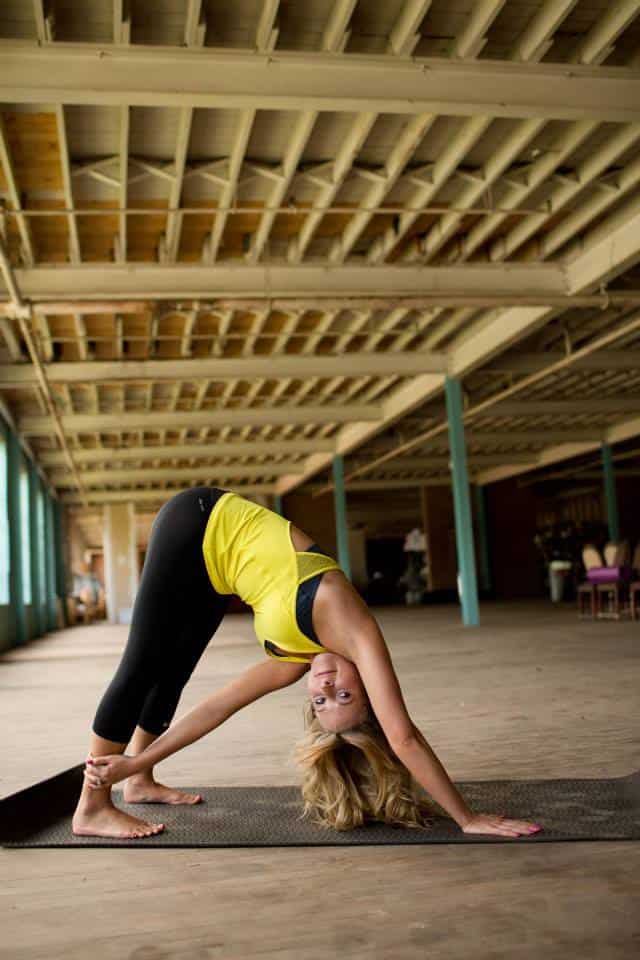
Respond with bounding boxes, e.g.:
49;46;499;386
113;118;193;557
4;45;640;122
19;403;383;436
8;262;567;300
0;350;448;386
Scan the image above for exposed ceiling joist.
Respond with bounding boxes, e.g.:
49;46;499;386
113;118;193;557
487;397;640;415
3;45;639;122
486;351;640;373
276;202;640;494
475;414;640;485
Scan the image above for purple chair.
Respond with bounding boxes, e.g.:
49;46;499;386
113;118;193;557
589;541;631;619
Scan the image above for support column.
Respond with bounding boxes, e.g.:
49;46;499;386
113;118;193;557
103;502;139;624
474;484;492;594
445;377;480;626
6;429;26;646
332;455;351;580
601;443;620;541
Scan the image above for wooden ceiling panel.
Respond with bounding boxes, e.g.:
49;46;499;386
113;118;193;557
3;111;63;191
128;200;168;261
28;199;69;263
77;204;119;262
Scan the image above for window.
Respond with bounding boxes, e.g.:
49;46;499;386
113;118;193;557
20;465;32;605
0;434;8;604
36;485;47;608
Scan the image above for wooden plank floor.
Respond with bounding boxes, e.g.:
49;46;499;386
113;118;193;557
1;602;639;960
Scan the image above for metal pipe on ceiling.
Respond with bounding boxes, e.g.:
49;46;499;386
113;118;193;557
2;293;640;316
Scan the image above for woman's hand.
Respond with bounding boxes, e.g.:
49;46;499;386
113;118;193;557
461;812;542;838
84;753;136;789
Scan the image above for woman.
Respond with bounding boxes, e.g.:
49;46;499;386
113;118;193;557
74;486;541;840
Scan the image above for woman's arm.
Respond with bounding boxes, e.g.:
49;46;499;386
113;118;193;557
85;659;308;787
314;575;541;837
350;618;475;828
313;573;473;824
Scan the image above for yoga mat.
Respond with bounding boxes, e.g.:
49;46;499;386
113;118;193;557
2;765;639;847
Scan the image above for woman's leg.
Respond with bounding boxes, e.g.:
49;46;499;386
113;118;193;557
72;732;165;839
73;486;226;837
123;591;230;805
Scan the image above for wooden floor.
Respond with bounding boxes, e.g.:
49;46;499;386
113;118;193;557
1;602;639;960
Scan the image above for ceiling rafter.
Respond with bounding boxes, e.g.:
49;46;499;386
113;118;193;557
246;0;360;264
275;195;640;495
375;0;585;265
493;123;640;262
161;1;206;263
0;115;35;268
54;106;81;264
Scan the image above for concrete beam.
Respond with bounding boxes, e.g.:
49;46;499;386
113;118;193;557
51;463;306;486
37;438;335;467
486;350;640;373
60;485;275;505
0;350;448;387
488;397;640;416
475;413;640;485
8;263;567;301
2;44;639;122
19;403;382;436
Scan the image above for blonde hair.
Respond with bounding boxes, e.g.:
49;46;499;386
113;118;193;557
293;699;441;832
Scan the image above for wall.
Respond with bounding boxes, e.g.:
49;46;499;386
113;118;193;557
617;478;640;553
282;490;338;555
485;477;547;599
421;485;457;591
282;487;423;589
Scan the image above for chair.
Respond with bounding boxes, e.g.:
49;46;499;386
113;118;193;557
595;541;630;620
577;545;601;619
630;543;640;621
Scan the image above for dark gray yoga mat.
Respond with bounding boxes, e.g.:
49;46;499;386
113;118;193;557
2;764;639;847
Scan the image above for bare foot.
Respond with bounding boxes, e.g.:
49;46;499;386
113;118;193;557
72;799;165;839
123;776;203;806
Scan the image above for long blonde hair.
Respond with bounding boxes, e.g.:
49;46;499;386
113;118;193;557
293;699;441;831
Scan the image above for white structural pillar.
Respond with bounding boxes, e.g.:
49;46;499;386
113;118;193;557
103;502;139;624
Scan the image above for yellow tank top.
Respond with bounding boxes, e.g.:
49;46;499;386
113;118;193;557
201;491;341;663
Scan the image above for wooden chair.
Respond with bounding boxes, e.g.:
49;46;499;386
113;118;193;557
630;543;640;622
577;545;601;619
596;541;630;620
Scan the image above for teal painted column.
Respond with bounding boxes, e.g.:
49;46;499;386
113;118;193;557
53;500;69;626
273;494;283;516
601;443;620;541
332;455;351;580
7;429;27;646
445;377;480;626
44;493;57;631
28;464;43;637
474;484;492;594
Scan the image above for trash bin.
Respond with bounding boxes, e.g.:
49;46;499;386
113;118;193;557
549;560;571;602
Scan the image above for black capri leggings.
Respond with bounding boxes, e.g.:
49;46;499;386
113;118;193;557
93;486;229;743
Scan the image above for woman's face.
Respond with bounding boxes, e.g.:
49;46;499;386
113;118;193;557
306;652;369;733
